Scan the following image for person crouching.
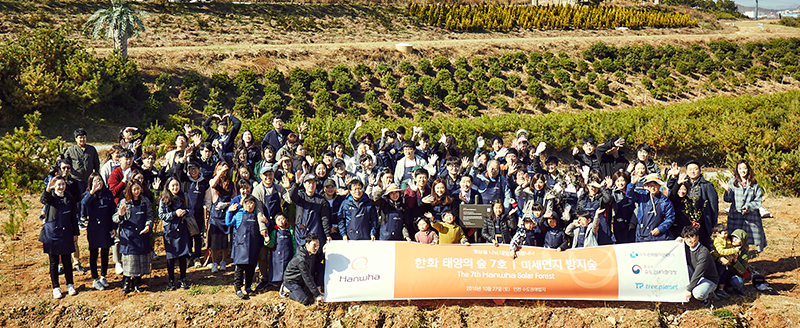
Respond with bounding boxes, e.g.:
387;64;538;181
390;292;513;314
280;233;324;305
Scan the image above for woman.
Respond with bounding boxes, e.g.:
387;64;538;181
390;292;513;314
236;130;261;166
80;173;116;291
313;162;330;194
421;178;455;221
206;162;234;272
41;176;79;299
158;178;193;290
100;144;123;185
515;173;556;218
113;181;153;294
721;160;767;252
373;183;410;241
481;199;516;245
610;171;636;244
231;146;254;174
577;176;613;245
667;173;693;240
234;164;257;189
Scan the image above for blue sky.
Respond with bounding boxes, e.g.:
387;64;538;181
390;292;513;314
734;0;799;10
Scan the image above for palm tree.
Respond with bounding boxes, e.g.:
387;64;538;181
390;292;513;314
83;0;146;59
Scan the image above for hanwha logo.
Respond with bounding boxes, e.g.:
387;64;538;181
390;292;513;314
630;251;639;259
632;265;642;274
351;257;369;273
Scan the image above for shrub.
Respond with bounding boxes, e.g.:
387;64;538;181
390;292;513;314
432;56;451;69
389;103;405;116
417;58;432;75
376;63;393;76
404;83;422;102
527;79;544;99
444;92;462;108
583;95;598;107
398;61;415;75
310;79;328;92
290;67;311;88
388;87;403;103
210;71;232;89
575;81;590;94
309;67;328;82
381;74;398;89
263;68;284;85
492;96;510;112
353;63;372;80
507;74;522;89
601;95;613;104
595;79;610;94
454;68;469;81
454;57;469;70
567;97;579;108
488;77;506;93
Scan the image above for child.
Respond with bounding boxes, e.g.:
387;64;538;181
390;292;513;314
710;224;738;298
226;195;263;300
541;216;569;251
414;218;439;244
509;214;538;259
429;211;469;245
726;229;750;296
267;213;295;285
566;210;602;249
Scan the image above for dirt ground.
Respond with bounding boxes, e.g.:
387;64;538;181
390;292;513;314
0;191;797;327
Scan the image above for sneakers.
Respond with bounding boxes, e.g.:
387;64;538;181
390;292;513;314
74;265;86;274
99;276;110;288
194;260;202;268
279;284;289;298
219;261;227;271
236;290;249;300
93;279;105;291
211;263;219;273
167;280;176;291
67;284;77;296
115;263;124;275
122;278;132;295
255;281;270;293
53;287;63;299
134;285;144;293
244;287;253;296
180;279;190;290
716;289;730;298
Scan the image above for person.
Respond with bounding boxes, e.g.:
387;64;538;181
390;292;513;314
173;161;209;267
165;134;191;171
108;149;136;204
118;126;147;162
266;213;294;287
112;181;153;294
710;224;738;298
666;166;694;240
577;177;613;245
628;173;675;242
63;128;100;191
226;195;264;300
321;179;345;241
627;143;659;175
515;173;554;218
565;210;602;249
338;179;378;241
610;171;635;244
159;178;193;290
372;183;411;241
670;160;718;247
725;229;750;296
481;200;515;246
541;216;569;251
289;174;329;248
595;136;628;179
80;173;116;291
100;144;123;186
474;160;513;212
414;218;438;244
720;160;766;252
573;137;600;174
41;176;80;299
205;162;234;272
280;233;324;306
679;226;719;307
428;211;469;245
261;115;304;155
236;130;262;166
394;140;436;188
49;160;85;274
203;113;242;155
509;213;538;259
253;145;276;183
195;142;222;180
421;178;456;222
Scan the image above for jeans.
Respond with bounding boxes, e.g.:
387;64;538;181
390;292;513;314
284;282;312;305
692;277;717;301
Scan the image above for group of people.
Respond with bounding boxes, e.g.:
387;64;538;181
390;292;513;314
39;114;768;305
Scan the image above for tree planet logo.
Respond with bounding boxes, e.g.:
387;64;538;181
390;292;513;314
632;265;642;274
630;251;639;259
351;257;369;273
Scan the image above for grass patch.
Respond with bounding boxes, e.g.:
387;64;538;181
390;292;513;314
186;284;224;296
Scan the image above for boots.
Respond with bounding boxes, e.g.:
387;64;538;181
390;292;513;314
122;276;132;294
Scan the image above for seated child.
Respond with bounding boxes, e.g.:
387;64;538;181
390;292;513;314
428;211;469;245
565;210;602;249
727;229;750;296
414;218;439;244
541;215;569;251
509;213;538;259
266;212;294;286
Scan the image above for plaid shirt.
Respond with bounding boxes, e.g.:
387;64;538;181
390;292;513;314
723;179;767;250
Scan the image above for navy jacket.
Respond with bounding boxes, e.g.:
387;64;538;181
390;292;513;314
40;190;79;255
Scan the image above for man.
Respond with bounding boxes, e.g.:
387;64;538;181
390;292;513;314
338;180;378;241
627;173;675;242
202;113;241;155
668;160;719;248
261;115;305;155
289;174;329;248
251;165;292;292
573;137;601;174
628;143;659;175
394;140;436;188
473;160;513;212
595;136;629;179
680;226;719;306
280;233;324;306
63;128;100;191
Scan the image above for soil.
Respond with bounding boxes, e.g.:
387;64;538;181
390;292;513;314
0;191;798;327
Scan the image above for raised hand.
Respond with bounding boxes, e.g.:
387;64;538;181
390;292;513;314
354;120;363;130
719;179;729;192
535;141;547;155
133;139;142;150
461;156;471;168
668;162;680;177
572;147;580;156
299;121;308;133
118;204;127;217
